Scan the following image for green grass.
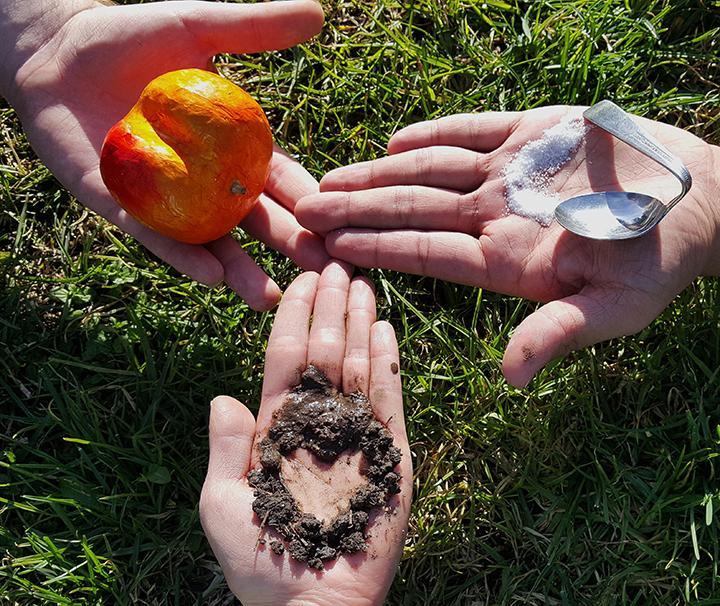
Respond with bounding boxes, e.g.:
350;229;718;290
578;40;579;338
2;0;720;604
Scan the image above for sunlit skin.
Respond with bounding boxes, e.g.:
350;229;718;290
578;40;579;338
100;69;272;244
0;0;329;310
200;262;413;606
296;107;720;387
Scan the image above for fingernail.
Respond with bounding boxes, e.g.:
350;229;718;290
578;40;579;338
371;320;395;346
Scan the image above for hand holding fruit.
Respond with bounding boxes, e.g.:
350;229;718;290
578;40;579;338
0;0;328;310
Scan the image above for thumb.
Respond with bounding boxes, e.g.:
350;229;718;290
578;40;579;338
502;288;661;388
205;396;256;484
162;0;324;55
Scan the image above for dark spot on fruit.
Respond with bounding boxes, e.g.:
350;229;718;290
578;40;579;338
231;180;246;195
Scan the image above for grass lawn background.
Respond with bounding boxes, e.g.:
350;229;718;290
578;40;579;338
2;0;720;603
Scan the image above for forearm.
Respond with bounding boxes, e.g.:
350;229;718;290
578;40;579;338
0;0;95;102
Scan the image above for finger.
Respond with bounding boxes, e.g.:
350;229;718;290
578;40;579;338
264;146;320;211
79;179;225;286
206;396;256;483
160;0;324;55
240;193;329;272
120;213;225;284
205;235;281;311
307;261;354;386
261;271;320;405
327;229;489;288
369;321;407;443
342;277;376;395
83;172;278;307
298;187;484;235
502;288;661;388
319;147;487;193
388;112;521;155
365;320;412;584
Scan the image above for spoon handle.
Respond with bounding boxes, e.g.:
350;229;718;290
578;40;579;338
583;100;692;206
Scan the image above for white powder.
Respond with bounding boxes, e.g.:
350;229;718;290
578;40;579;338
503;116;588;226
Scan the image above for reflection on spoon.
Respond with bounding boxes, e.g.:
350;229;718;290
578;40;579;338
555;191;667;240
554;100;692;240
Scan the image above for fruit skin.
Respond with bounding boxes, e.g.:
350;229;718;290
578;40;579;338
100;68;272;244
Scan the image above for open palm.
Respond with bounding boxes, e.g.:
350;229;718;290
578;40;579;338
200;262;412;606
297;106;720;386
10;0;328;310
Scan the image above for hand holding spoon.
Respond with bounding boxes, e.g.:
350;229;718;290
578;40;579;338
554;100;692;240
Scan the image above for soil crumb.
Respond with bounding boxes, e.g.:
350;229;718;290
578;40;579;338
248;365;402;570
521;346;535;361
269;540;285;555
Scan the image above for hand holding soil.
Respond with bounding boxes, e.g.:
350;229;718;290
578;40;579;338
297;107;720;387
200;262;412;606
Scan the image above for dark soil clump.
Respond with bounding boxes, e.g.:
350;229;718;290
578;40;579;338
248;365;402;570
269;540;285;555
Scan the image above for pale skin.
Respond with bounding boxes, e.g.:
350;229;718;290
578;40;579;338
200;262;413;606
0;0;329;311
296;106;720;387
0;3;413;601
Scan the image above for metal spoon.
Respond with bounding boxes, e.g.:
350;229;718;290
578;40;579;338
554;100;692;240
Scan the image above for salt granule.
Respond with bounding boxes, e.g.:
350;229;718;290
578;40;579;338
503;116;588;226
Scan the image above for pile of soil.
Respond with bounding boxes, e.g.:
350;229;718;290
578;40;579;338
248;366;402;570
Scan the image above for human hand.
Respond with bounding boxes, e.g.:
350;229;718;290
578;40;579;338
200;262;412;606
296;106;720;387
1;0;328;310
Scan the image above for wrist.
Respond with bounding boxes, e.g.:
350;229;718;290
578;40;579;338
285;598;375;606
0;0;97;104
701;143;720;277
229;584;381;606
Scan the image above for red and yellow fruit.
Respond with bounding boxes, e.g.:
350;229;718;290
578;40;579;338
100;68;272;244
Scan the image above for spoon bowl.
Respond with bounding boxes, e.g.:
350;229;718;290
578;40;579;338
554;100;692;240
555;191;667;240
